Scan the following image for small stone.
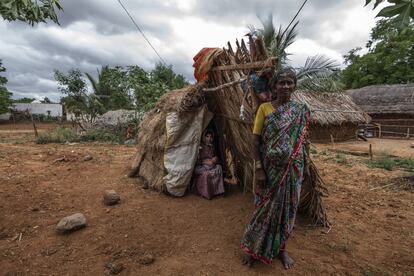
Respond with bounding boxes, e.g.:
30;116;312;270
29;207;39;212
105;262;124;275
56;213;87;234
103;190;120;206
83;155;93;161
138;253;154;265
106;209;110;213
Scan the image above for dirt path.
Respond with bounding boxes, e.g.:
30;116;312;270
316;138;414;158
0;129;413;275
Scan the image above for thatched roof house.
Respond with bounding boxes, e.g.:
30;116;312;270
347;84;414;138
347;84;414;118
293;91;370;142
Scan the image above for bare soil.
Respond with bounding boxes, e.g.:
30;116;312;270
0;123;413;275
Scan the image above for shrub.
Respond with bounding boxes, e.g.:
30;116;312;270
36;127;79;144
366;156;414;171
335;153;348;165
81;128;122;143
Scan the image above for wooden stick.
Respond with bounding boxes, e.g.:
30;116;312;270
202;78;246;92
369;144;373;161
211;57;276;71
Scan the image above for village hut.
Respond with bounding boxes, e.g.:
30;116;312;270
347;84;414;138
294;91;371;142
129;37;331;225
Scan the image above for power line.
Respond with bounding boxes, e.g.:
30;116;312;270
116;0;167;65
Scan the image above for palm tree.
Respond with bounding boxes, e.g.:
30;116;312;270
249;14;343;92
85;66;112;110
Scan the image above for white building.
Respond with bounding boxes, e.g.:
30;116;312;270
13;103;63;117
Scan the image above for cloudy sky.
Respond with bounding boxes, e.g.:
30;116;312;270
0;0;381;101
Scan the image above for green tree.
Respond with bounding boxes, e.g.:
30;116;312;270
131;64;187;111
13;97;35;103
85;66;134;111
341;18;414;89
0;60;13;114
250;15;342;92
365;0;414;28
55;69;104;122
0;0;63;25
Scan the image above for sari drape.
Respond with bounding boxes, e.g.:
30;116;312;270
241;101;310;264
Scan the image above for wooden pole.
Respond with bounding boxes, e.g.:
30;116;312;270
369;144;373;161
330;134;335;148
31;114;38;138
407;127;410;139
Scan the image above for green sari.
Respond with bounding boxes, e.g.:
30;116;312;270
241;100;310;264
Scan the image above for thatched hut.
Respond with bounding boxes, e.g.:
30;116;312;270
129;37;333;225
294;91;370;142
347;84;414;138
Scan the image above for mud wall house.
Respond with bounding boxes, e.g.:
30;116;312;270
293;91;371;143
12;103;63;119
347;84;414;138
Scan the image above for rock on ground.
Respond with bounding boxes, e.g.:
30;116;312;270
103;190;121;206
138;253;154;265
56;213;87;234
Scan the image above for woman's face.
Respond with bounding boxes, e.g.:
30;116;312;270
204;133;213;144
275;75;296;99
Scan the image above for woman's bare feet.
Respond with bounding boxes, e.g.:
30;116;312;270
278;251;295;269
241;254;255;267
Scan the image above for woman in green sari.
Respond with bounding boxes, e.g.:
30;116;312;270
241;68;310;269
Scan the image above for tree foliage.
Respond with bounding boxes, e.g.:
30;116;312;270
13;97;35;103
249;15;342;92
55;69;104;123
365;0;414;28
0;0;63;25
0;60;13;114
341;18;414;89
56;64;187;122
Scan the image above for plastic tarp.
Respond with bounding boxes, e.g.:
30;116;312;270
163;105;213;196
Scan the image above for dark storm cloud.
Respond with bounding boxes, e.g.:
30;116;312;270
0;0;374;101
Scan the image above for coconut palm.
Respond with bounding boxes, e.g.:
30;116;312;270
249;14;343;92
85;66;112;110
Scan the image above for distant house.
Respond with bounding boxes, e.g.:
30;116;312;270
293;91;371;142
347;84;414;138
13;102;63;118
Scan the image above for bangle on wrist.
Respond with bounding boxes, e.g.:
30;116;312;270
254;160;262;169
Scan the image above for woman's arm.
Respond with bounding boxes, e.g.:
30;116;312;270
253;134;266;184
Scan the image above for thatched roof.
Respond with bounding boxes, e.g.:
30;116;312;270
347;84;414;115
293;91;371;126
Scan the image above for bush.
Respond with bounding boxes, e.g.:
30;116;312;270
367;156;414;171
335;153;348;165
81;128;122;143
36;127;79;144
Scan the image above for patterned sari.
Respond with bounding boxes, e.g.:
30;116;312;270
241;100;310;264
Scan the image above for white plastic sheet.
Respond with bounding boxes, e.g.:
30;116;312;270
163;105;213;196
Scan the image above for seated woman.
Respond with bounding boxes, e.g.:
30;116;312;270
191;130;225;199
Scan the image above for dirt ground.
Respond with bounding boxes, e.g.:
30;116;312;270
0;123;413;276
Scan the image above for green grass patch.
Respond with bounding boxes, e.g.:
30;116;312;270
367;156;414;172
80;128;124;144
319;149;329;156
335;153;348;165
36;127;79;144
310;148;318;155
